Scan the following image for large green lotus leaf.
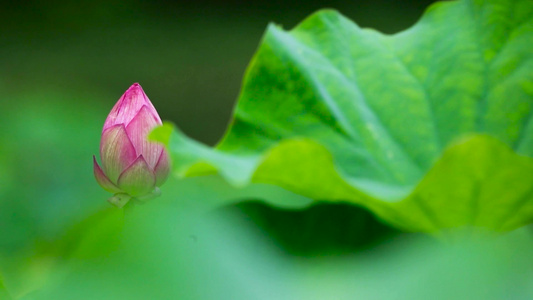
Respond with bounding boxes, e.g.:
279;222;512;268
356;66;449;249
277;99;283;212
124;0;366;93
153;0;533;232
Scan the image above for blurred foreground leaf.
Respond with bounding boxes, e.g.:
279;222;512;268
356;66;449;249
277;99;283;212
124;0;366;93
0;274;11;300
25;199;533;300
154;0;533;232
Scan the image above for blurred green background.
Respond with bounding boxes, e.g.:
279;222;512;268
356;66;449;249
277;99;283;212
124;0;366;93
1;0;436;144
0;0;433;144
3;1;532;299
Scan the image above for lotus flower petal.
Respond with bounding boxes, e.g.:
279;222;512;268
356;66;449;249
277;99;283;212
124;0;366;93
103;83;161;131
126;105;163;169
95;83;170;201
117;155;156;196
100;124;137;182
93;156;122;193
154;149;170;186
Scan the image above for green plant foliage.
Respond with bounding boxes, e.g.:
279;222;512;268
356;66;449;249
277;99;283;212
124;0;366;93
0;274;11;300
153;0;533;232
23;200;533;300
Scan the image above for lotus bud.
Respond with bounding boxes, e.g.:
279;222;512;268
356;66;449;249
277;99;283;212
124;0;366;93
93;83;170;207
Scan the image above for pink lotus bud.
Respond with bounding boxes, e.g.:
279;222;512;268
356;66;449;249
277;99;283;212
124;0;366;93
93;83;170;207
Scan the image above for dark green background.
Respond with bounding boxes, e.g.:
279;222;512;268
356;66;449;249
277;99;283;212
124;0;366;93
1;0;435;144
